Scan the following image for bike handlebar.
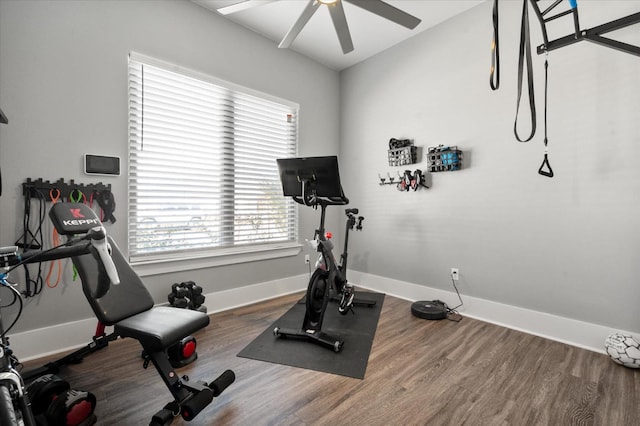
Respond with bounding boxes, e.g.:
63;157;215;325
292;194;349;207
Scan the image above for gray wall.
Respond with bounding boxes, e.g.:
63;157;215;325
340;1;640;332
2;0;640;340
0;0;340;332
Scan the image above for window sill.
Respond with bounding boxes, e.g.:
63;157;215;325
131;243;302;277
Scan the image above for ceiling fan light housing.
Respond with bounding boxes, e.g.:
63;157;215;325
317;0;339;5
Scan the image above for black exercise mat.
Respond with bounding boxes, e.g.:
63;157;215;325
237;291;385;379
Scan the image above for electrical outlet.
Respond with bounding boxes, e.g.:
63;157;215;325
304;254;310;264
451;268;459;280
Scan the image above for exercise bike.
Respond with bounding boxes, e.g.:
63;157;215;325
1;250;38;425
273;156;376;352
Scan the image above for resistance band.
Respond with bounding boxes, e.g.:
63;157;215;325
68;189;87;281
69;188;87;204
514;0;536;142
490;0;500;90
46;189;63;288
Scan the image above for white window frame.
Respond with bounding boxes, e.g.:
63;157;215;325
127;53;300;274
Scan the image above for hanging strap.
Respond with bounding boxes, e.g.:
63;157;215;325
97;189;117;223
538;58;554;178
489;0;500;90
0;108;5;196
514;0;536;142
46;188;62;288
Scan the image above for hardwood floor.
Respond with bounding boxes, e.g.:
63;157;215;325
22;292;640;425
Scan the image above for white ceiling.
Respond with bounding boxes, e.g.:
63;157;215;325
192;0;485;70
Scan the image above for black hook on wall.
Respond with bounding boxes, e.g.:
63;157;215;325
379;170;429;191
378;172;397;186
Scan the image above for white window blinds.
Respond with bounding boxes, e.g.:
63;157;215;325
128;53;298;263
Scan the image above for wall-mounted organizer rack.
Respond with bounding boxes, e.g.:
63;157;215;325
22;178;112;201
17;178;117;298
427;145;463;172
388;138;417;166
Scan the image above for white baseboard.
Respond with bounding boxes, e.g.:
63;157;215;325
10;274;307;362
9;319;116;363
348;271;630;354
203;274;306;313
11;271;630;361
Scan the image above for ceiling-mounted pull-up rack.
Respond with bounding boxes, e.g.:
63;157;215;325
530;0;640;57
491;0;639;178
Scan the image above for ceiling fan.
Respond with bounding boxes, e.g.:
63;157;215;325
217;0;422;54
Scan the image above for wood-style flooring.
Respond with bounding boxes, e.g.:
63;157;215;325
22;292;640;425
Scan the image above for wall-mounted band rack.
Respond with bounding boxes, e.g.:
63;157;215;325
17;178;116;298
22;178;112;202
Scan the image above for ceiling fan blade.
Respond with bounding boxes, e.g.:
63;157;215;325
328;0;354;54
278;0;320;49
217;0;278;15
346;0;421;29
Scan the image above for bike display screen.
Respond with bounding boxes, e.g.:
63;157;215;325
277;156;343;198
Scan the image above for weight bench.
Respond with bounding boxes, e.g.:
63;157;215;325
49;203;234;424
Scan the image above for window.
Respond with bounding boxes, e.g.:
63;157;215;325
128;53;298;265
